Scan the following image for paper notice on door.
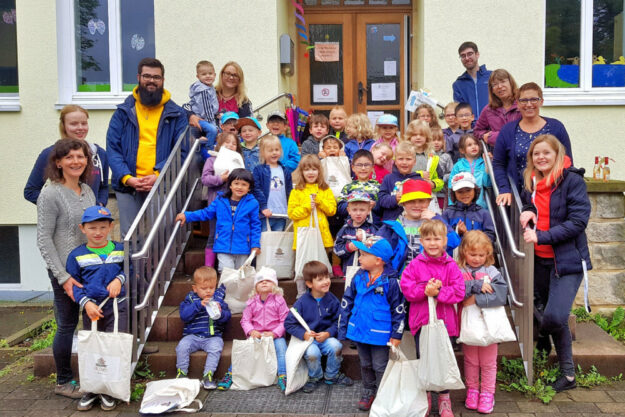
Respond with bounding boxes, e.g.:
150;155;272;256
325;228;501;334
367;111;384;128
314;42;340;62
371;83;396;101
384;61;397;76
313;84;338;103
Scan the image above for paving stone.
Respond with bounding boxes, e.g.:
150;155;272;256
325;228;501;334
458;412;508;417
23;410;75;417
69;410;120;417
0;399;33;410
0;411;26;417
516;401;560;413
581;414;624;417
595;402;625;413
566;389;613;402
3;387;54;400
556;402;600;413
26;397;74;410
606;390;625;402
506;414;537;417
493;400;521;412
535;414;581;417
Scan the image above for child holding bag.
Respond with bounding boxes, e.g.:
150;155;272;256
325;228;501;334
218;267;290;391
400;219;465;417
457;231;507;414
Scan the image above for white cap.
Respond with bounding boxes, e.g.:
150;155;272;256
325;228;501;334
254;266;278;287
451;172;477;191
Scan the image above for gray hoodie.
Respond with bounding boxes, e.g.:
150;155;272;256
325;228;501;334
189;80;218;123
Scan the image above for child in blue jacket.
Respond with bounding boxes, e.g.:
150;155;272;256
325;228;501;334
448;133;491;209
176;169;261;272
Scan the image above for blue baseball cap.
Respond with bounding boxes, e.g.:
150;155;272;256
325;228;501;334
221;112;239;124
353;238;393;264
82;206;113;223
376;114;398;127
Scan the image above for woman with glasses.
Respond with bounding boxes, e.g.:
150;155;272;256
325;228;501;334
474;69;521;148
216;61;252;117
492;82;572;206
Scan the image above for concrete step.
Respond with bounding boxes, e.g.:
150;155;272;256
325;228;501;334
148;306;247;342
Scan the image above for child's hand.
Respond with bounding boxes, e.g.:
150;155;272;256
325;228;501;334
201;297;211;306
420;209;436;220
318;151;327;159
304;331;315;341
85;301;104;321
107;279;122;298
314;331;330;343
425;283;439;297
175;213;186;225
422;171;430;180
433;279;442;288
310;199;317;210
220;170;230;182
523;228;538;243
481;281;493;294
457;219;467;235
389;338;401;348
463;295;476;306
339;149;346;156
252;247;261;255
395;193;402;203
262;209;273;218
250;330;262;339
347;241;357;252
262;331;275;339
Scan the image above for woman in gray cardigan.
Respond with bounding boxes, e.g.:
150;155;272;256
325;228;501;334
37;139;96;398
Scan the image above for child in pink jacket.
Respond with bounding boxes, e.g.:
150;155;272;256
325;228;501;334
217;266;290;392
400;219;465;417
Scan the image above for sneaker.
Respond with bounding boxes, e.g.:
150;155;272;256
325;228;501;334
357;392;375;411
99;394;116;411
332;265;344;277
302;378;320;393
465;388;479;410
202;371;217;390
217;371;233;391
176;368;188;378
77;392;98;411
277;374;287;392
438;394;455;417
551;375;576;392
325;373;353;386
55;380;82;399
477;392;495;414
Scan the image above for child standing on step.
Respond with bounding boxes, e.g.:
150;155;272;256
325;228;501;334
176;266;231;389
218;267;290;391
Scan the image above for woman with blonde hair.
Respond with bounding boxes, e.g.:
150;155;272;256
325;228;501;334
215;61;252;117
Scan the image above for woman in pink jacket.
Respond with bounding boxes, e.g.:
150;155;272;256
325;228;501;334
217;267;290;392
400;220;465;417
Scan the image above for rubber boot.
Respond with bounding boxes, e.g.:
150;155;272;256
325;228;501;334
205;248;216;267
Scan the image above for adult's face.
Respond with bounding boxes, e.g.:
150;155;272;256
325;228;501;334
517;89;544;120
221;65;241;90
63;111;89;140
491;78;513;102
137;66;164;106
459;47;479;72
57;148;88;182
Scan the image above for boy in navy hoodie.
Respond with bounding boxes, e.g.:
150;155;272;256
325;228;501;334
284;261;353;393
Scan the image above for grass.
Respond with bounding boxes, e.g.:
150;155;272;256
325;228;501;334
572;306;625;342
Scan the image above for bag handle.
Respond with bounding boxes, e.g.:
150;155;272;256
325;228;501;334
265;218;271;232
265;217;294;232
427;296;438;325
352;251;359;267
91;297;119;333
389;344;408;362
289;307;312;333
240;252;256;270
175;399;203;413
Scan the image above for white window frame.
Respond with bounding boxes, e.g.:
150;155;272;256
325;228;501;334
543;0;625;106
56;0;129;109
0;1;20;111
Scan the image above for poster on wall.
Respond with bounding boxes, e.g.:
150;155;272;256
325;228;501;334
313;84;338;103
314;42;340;62
367;111;384;128
371;83;396;101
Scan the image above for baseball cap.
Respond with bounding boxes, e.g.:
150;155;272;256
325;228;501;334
267;110;287;121
398;179;432;204
81;206;113;223
451;172;477;191
353;238;393;264
221;112;240;124
347;191;373;204
376;114;398;127
254;266;278;287
236;117;262;131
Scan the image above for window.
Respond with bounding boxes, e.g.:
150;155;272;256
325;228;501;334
0;0;19;111
544;0;625;105
57;0;155;109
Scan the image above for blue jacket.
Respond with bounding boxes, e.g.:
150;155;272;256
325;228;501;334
448;157;491;209
442;201;496;244
242;143;260;173
344;138;375;161
452;64;492;118
377;167;423;221
492;117;572;194
179;287;231;338
338;265;405;345
333;218;378;273
106;93;188;192
252;162;293;213
284;292;340;340
521;167;592;275
278;134;301;172
66;241;126;308
24;143;109;206
184;193;261;254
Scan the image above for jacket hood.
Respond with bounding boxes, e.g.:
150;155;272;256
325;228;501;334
416;251;455;265
189;79;211;96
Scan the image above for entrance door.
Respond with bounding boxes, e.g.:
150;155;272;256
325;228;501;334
297;12;409;127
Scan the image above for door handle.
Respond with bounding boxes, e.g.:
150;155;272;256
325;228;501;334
358;81;367;104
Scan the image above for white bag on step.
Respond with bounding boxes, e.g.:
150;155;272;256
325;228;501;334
321;156;351;199
139;378;202;414
417;297;465;391
77;298;133;402
257;219;294;279
294;208;331;280
218;252;256;314
285;308;314;395
230;336;278;390
213;146;244;177
370;346;428;417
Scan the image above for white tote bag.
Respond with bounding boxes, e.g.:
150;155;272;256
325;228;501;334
231;336;278;390
321;156;352;199
285;308;314;395
213;146;245;177
294;208;331;280
458;303;517;346
77;298;133;402
370;346;428;417
344;252;359;290
417;297;464;391
257;219;294;279
139;378;202;414
483;305;516;344
218;252;256;314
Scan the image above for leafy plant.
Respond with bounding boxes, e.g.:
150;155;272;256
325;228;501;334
130;382;146;402
572;306;625;342
29;320;57;352
0;339;9;348
576;365;622;388
25;374;35;382
133;359;155;381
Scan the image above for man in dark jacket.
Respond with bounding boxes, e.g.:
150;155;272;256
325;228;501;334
106;57;188;237
452;41;492;118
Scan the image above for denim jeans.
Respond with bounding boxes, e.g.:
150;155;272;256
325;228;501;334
355;342;389;393
304;337;343;380
81;297;128;333
49;270;79;385
176;334;224;375
216;253;249;273
534;256;583;376
261;217;286;232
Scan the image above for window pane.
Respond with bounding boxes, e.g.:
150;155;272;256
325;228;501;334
309;24;343;105
0;0;18;93
75;0;110;92
545;0;581;88
593;0;625;87
121;0;155;91
366;23;400;105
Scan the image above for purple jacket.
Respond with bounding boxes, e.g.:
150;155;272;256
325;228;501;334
474;103;521;147
201;156;226;204
400;252;465;336
240;293;289;338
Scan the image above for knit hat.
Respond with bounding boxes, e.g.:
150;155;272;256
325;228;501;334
353;238;393;264
398;179;432;204
254;266;278;287
451;172;477;191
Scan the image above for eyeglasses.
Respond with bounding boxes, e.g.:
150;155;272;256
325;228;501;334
444;113;456;118
222;71;240;79
456;113;473;119
518;97;542;105
353;163;373;169
459;51;475;60
140;74;163;81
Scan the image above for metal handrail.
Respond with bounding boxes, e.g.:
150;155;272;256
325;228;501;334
252;93;294;117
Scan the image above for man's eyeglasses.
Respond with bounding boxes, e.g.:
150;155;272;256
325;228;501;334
459;51;475;60
353;163;373;169
518;97;541;105
140;74;163;81
222;71;240;79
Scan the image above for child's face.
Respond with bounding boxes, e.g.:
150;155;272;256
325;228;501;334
372;147;392;166
444;109;458;129
432;136;444;152
192;280;216;300
230;179;250;200
465;247;488;269
79;220;113;248
264;144;282;165
421;233;447;258
256;279;275;295
345;121;357;138
197;65;216;86
410;134;427;149
347;201;371;225
303;167;319;184
532;141;557;174
352;156;374;181
329;109;347;131
455;187;475;205
358;250;382;271
462;138;481;158
416;109;432;123
456;109;474;130
240;126;260;145
395;152;415;174
310;122;329;140
323;139;341;157
378;125;398;141
267;119;287;135
221;120;238;133
223;136;238;151
305;274;331;296
402;198;430;220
